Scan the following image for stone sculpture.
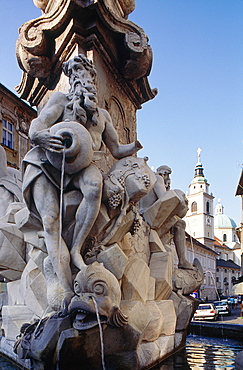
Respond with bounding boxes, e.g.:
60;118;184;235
21;54;142;311
2;59;203;370
0;146;26;281
139;165;195;270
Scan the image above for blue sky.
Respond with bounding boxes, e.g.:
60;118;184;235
0;0;242;225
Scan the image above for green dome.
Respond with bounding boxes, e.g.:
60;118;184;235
214;214;237;229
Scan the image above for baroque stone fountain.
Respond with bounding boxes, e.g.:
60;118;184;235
0;1;203;369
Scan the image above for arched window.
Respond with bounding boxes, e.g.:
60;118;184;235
223;234;227;242
206;201;210;214
191;201;197;212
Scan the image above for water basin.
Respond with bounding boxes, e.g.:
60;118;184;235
152;334;242;369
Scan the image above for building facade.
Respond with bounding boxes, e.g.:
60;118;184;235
185;149;214;250
0;83;36;169
186;149;241;298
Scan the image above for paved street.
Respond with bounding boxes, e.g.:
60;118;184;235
218;305;243;325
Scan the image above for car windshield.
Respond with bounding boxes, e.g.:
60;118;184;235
214;301;226;306
198;305;211;310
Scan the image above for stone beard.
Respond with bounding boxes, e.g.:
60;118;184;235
66;78;99;127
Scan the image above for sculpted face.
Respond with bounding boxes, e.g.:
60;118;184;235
103;157;157;206
69;262;128;330
69;62;96;94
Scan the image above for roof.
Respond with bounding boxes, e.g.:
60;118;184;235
214;236;228;249
186;232;218;255
0;83;37;113
216;258;241;270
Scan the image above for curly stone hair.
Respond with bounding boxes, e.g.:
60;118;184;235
63;54;97;81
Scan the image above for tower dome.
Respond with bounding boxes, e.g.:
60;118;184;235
214;199;237;229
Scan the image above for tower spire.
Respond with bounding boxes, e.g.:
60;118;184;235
194;147;205;178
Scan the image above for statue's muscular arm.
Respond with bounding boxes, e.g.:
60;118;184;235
101;109;142;159
29;92;66;152
153;174;167;199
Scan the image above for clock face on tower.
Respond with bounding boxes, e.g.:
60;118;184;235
206;217;211;225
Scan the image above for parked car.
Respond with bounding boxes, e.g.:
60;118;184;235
213;300;231;315
193;303;219;321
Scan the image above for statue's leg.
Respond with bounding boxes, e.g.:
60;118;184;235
32;174;74;310
173;219;194;269
71;164;103;270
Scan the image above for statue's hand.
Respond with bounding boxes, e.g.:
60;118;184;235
32;129;64;153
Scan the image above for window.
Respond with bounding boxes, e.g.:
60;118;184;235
206;201;210;214
2;119;14;149
223;234;227;242
191;201;197;212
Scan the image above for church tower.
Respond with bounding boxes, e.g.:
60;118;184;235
185;148;215;249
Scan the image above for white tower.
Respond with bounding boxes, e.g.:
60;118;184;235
186;148;215;249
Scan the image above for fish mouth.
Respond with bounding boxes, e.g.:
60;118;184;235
70;308;107;330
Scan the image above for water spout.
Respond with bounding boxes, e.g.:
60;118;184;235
92;296;106;370
205;270;220;301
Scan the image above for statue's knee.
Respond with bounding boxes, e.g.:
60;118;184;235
174;219;186;230
87;180;102;199
42;213;59;232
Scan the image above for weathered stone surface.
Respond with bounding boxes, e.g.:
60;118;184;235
149;251;174;300
126;217;151;264
122;256;150;303
118;218;151;264
0;223;26;280
18;258;47;317
7;280;21;306
2;305;36;340
137;341;160;369
121;300;152;339
174;332;186;349
169;292;197;331
156;300;176;336
143;301;164;342
149;229;166;253
118;234;133;258
14;206;42;236
105;211;135;246
97;243;128;280
235;350;243;370
148;276;156;301
0;202;25;224
156;335;175;359
172;258;204;295
142;190;180;229
138;335;175;369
